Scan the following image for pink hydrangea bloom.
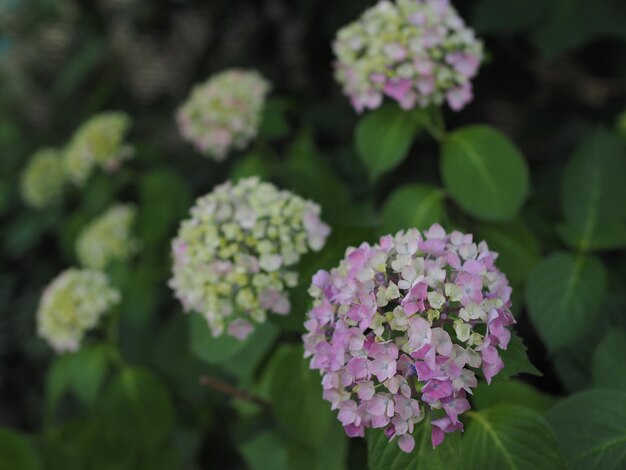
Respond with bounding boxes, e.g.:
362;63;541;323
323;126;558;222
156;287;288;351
333;0;483;113
303;224;515;452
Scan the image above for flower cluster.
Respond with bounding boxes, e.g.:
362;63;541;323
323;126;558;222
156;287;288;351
20;148;66;209
176;69;271;161
37;269;121;353
333;0;483;113
303;224;515;452
76;203;139;270
170;177;330;339
63;112;133;186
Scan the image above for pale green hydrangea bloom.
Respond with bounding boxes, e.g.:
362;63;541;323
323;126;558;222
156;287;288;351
76;203;139;270
63;112;133;186
37;269;120;353
169;177;330;340
20;148;66;208
176;69;271;161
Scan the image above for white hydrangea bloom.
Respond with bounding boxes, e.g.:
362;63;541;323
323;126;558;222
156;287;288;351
63;112;133;186
20;148;66;208
176;69;271;161
169;177;330;340
76;203;139;270
37;269;120;353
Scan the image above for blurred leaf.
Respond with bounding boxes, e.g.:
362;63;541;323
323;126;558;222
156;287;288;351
259;98;291;140
0;427;41;470
525;252;607;353
283;130;351;222
355;104;424;180
560;130;626;251
190;314;277;380
441;125;529;222
461;405;564;469
472;380;555;413
81;173;115;216
264;344;347;468
497;331;542;380
380;184;446;234
239;431;289;470
98;367;174;450
52;36;105;98
230;152;271;181
546;390;626;469
472;0;547;34
137;169;192;248
591;329;626;392
475;220;540;285
367;421;460;470
47;344;111;410
531;0;626;57
3;210;57;258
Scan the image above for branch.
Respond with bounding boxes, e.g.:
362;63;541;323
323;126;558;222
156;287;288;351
199;375;272;410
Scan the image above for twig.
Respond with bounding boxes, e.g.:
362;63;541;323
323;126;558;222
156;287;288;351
199;375;272;410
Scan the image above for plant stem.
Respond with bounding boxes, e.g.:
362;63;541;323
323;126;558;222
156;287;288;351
200;375;272;410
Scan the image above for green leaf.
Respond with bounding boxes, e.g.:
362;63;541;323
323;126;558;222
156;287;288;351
98;367;174;449
259;98;291;140
355;104;424;180
546;389;626;469
441;125;529;221
475;220;540;285
230;152;271;181
47;344;111;410
239;431;289;470
472;380;555;414
0;427;41;470
367;421;460;470
592;329;626;392
380;184;446;234
525;252;607;353
497;331;542;380
264;344;347;468
461;405;565;469
472;0;548;34
190;314;277;379
531;0;626;58
560;130;626;251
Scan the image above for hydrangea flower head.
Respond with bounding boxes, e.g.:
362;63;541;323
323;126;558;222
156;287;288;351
333;0;483;113
20;147;66;208
170;177;330;339
176;69;271;161
76;203;139;270
63;112;133;186
37;269;121;353
303;224;515;452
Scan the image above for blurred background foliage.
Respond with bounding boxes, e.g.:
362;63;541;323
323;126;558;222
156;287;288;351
1;0;626;468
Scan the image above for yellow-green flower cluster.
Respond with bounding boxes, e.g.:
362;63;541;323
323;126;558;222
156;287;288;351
63;112;133;186
176;69;271;161
76;203;139;270
169;177;330;340
20;148;66;208
37;269;120;353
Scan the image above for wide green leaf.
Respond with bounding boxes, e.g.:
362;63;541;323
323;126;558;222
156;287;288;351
525;252;607;353
497;331;542;381
239;431;289;470
264;344;347;468
546;389;626;469
98;367;174;449
380;184;446;234
355;104;424;180
367;421;460;470
475;220;540;284
0;427;41;470
190;313;277;379
560;130;626;251
461;405;564;469
441;125;529;221
472;380;555;413
592;330;626;392
472;0;547;34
